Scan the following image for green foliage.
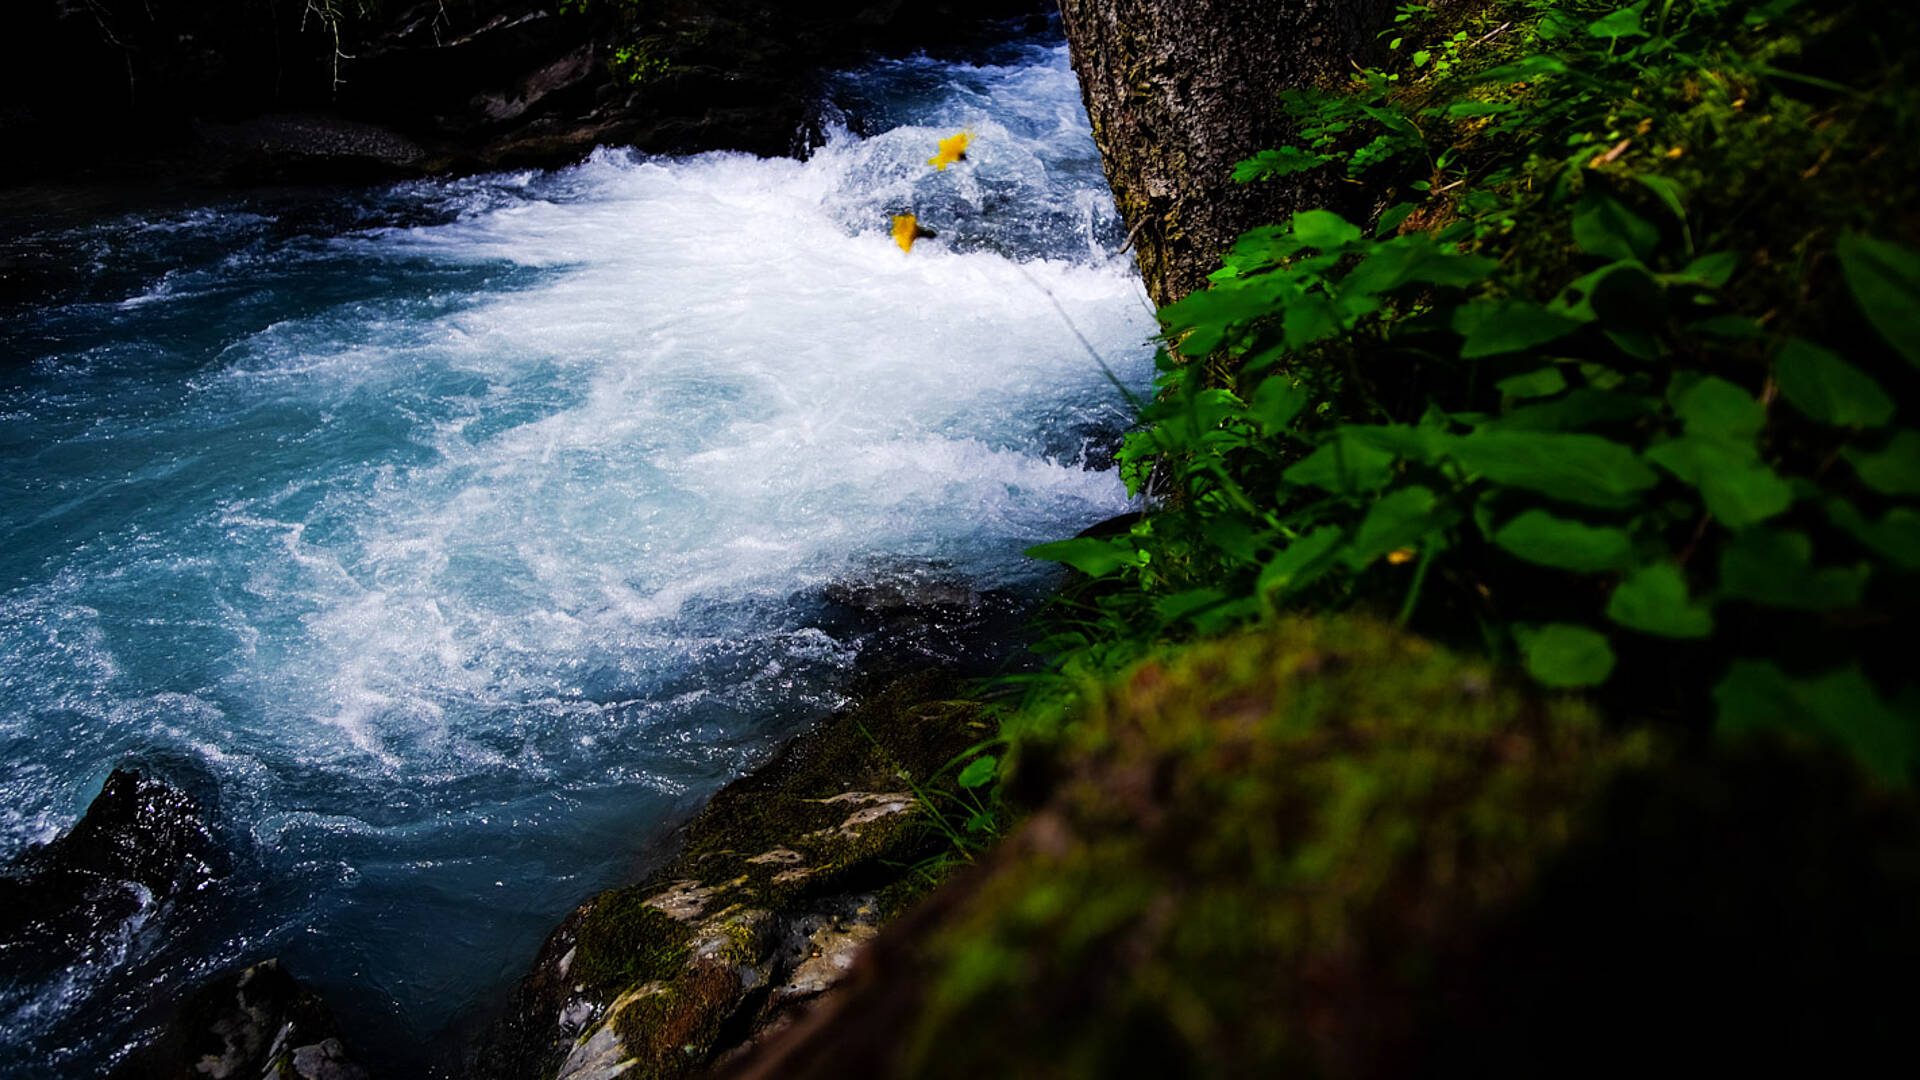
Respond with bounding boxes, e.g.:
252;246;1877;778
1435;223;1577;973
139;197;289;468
1023;0;1920;784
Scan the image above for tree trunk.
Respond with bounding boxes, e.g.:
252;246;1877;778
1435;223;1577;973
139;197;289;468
1058;0;1400;306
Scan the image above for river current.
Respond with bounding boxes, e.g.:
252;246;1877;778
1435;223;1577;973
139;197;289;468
0;34;1154;1077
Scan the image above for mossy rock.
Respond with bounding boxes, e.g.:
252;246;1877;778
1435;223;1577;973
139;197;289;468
715;615;1920;1079
481;670;993;1080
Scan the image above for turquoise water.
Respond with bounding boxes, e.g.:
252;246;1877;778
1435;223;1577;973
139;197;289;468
0;36;1154;1076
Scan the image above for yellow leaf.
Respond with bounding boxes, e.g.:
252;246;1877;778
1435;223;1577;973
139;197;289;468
1386;548;1417;565
892;213;933;253
927;131;971;171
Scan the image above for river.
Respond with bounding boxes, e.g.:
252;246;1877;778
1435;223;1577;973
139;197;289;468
0;31;1154;1076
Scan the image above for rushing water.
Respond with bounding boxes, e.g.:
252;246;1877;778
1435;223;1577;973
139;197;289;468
0;34;1154;1076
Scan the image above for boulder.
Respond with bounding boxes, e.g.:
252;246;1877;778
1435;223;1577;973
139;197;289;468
108;958;368;1080
0;767;218;983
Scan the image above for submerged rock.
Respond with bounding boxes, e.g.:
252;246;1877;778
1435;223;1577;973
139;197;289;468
108;958;368;1080
0;767;218;982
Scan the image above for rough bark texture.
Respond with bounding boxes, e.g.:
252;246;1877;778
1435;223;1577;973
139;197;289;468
1057;0;1401;305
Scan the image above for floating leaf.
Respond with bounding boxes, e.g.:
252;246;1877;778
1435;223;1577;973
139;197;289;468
928;130;971;171
1493;509;1635;571
1842;429;1920;495
1607;563;1714;637
1447;431;1659;508
1836;233;1920;367
891;213;933;253
957;755;998;789
1572;188;1660;262
1774;339;1894;428
1452;300;1587;358
1719;527;1867;610
1517;623;1617;687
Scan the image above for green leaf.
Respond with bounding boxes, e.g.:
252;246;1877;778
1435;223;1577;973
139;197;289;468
1572;188;1660;262
1719;528;1867;610
1634;174;1687;222
1452;299;1587;359
1687;315;1767;340
1607;563;1714;637
1827;499;1920;571
1025;536;1142;578
1447;431;1659;508
1156;587;1229;622
1493;509;1635;571
1258;526;1344;596
1843;429;1920;495
1484;388;1656;432
1292;209;1362;250
1678;251;1740;288
1495;366;1568;399
1347;486;1442;566
1645;438;1793;528
1344;237;1498;293
1716;662;1915;785
1517;623;1617;688
1284;432;1398;493
957;755;998;789
1836;233;1920;367
1375;202;1416;237
1774;339;1895;428
1232;146;1332;182
1282;294;1343;349
1247;377;1311;435
1346;424;1447;463
1673;376;1765;442
1586;1;1648;37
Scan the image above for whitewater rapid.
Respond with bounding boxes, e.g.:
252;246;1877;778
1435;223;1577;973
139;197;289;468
0;38;1154;1074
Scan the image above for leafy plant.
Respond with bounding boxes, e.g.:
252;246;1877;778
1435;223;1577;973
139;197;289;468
1024;0;1920;783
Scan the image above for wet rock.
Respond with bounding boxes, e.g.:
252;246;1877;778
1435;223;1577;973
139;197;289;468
0;768;218;982
471;672;989;1080
108;958;368;1080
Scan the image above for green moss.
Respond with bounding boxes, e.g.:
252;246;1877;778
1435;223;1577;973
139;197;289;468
895;616;1647;1078
569;891;695;993
606;962;741;1080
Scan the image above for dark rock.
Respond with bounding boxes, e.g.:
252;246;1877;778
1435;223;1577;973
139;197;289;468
0;768;218;983
1;1;1053;190
108;958;369;1080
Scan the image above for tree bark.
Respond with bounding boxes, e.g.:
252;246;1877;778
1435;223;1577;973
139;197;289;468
1058;0;1401;306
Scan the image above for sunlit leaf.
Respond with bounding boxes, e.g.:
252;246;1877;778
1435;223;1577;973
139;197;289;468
1025;537;1142;578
